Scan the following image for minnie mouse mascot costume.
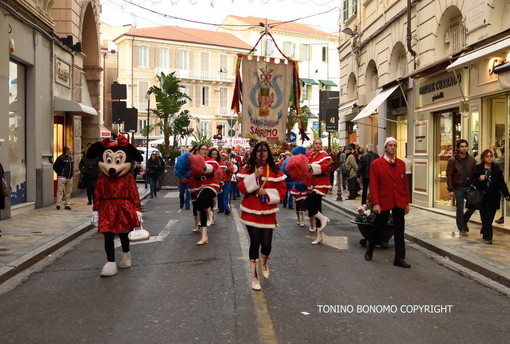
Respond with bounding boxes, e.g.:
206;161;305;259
86;135;143;277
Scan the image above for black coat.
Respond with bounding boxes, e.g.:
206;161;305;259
473;163;510;210
0;163;5;210
53;154;74;179
357;151;379;179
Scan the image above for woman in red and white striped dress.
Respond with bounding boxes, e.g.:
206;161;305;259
304;138;331;245
189;144;220;245
237;141;287;291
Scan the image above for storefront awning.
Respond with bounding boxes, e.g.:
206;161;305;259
300;78;318;85
54;97;97;116
446;36;510;72
352;85;399;121
318;79;337;87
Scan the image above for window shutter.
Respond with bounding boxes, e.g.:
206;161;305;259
133;45;139;67
149;47;155;68
189;51;194;70
187;85;193;106
154;48;160;68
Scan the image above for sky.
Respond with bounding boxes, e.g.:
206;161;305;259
100;0;340;35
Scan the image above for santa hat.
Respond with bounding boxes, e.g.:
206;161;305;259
384;137;397;148
220;150;228;156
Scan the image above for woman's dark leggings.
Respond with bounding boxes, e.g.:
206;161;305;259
104;232;129;262
192;199;198;216
246;225;274;260
197;188;215;226
303;192;323;227
295;199;305;212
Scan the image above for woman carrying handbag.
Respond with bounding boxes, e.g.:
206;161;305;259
472;149;510;244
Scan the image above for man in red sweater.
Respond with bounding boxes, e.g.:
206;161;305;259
365;137;411;268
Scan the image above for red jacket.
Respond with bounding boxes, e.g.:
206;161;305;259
93;173;141;233
238;166;287;228
309;150;332;196
189;157;220;197
369;156;410;211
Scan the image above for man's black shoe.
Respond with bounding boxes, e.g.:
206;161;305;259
288;206;294;209
495;217;504;224
218;210;224;213
283;204;287;208
225;209;231;215
65;206;72;210
87;202;92;205
185;207;190;210
393;259;411;268
56;206;61;210
364;249;373;261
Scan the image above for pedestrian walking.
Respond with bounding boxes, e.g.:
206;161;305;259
472;149;510;244
146;153;160;198
492;142;505;224
155;151;164;191
218;150;235;215
286;146;308;227
237;141;287;291
53;146;74;210
207;147;222;225
188;144;220;245
328;148;338;189
0;162;7;211
344;145;358;200
303;138;331;244
365;137;411;268
86;135;143;277
178;176;191;210
338;147;347;192
282;151;294;209
357;143;379;205
79;147;100;205
446;139;476;236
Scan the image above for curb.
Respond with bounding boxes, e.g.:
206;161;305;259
0;222;94;284
323;198;510;289
0;188;151;285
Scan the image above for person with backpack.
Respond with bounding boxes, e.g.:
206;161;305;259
80;145;101;205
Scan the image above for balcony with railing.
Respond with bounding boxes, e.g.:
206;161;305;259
445;24;467;55
154;67;235;83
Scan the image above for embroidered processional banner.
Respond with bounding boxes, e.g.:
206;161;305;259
240;56;293;141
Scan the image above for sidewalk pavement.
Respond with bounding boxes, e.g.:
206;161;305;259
323;185;510;288
1;184;509;289
0;185;150;284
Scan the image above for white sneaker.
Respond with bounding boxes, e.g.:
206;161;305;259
101;262;118;277
119;252;131;269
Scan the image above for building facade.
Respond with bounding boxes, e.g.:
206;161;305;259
0;0;101;219
339;0;510;214
218;15;340;143
107;25;252;146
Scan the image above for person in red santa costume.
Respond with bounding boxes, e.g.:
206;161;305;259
188;144;220;245
86;135;143;277
303;138;331;244
237;141;287;291
218;150;236;215
365;137;411;268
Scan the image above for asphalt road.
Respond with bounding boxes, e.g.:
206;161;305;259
0;190;509;344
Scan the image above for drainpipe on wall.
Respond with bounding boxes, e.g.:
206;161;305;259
407;0;417;69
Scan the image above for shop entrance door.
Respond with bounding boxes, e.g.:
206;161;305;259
53;116;65;197
434;110;461;210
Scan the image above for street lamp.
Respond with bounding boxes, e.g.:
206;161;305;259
145;92;150;189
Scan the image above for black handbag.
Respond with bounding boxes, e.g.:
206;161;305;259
465;185;485;209
78;173;86;189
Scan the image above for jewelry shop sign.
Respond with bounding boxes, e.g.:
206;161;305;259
415;69;468;110
55;58;71;88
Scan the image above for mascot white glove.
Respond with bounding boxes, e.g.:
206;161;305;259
91;211;99;227
136;211;143;224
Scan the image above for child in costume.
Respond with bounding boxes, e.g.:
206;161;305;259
87;135;143;277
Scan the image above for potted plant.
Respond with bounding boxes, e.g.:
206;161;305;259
351;194;394;248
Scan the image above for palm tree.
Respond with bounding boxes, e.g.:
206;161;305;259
147;72;190;160
286;104;314;142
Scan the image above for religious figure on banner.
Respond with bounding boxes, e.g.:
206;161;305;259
257;67;275;117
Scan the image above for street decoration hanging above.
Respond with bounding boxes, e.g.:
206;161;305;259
231;29;308;142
